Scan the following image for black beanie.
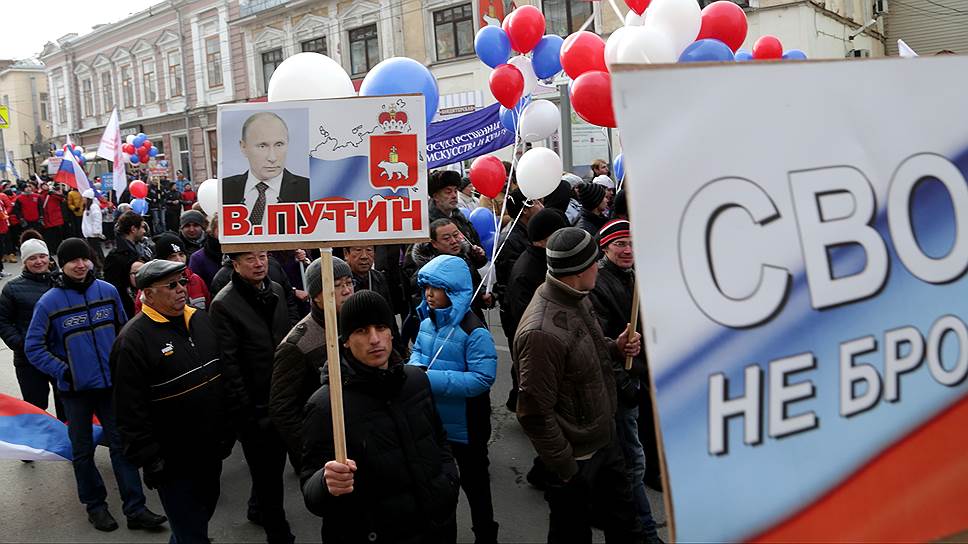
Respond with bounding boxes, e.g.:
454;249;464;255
528;208;569;243
339;290;396;343
56;238;93;266
577;183;606;211
612;189;628;219
546;227;598;277
153;233;185;259
428;170;462;196
542;180;572;213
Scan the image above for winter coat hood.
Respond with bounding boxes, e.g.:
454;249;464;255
416;255;472;330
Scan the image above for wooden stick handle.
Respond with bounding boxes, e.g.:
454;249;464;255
320;248;347;463
625;281;639;371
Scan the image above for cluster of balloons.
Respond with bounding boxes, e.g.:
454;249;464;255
267;51;440;126
129;180;149;214
123;133;158;165
54;145;86;166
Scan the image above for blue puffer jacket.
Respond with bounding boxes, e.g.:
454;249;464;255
408;255;497;444
25;274;127;393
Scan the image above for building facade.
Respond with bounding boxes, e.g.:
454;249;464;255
0;60;52;176
41;0;248;182
885;0;967;56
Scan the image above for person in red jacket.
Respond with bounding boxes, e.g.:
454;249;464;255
0;188;14;263
40;183;67;255
14;182;43;232
181;184;196;211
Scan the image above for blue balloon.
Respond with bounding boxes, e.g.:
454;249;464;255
735;49;754;62
783;49;808;60
133;135;146;148
360;57;439;126
148;147;159;157
130;154;141;165
532;35;565;79
54;150;64;157
679;39;735;63
474;26;511;69
498;95;531;133
614;153;625;182
480;233;495;260
131;198;148;215
468;206;496;245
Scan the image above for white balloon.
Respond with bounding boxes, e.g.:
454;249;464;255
125;135;136;145
268;52;355;102
645;0;701;57
605;26;632;67
519;100;560;143
516;147;563;200
509;56;538;96
626;9;647;26
74;146;84;154
616;26;678;64
197;178;219;216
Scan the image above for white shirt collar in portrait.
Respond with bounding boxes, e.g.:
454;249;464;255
243;170;284;212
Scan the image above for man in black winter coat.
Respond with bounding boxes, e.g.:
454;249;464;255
112;259;235;544
495;189;544;345
300;291;460;544
210;250;295;544
0;238;64;419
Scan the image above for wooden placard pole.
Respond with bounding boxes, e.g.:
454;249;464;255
320;248;347;463
625;281;639;371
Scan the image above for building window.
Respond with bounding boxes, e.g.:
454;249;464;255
543;0;594;37
142;59;157;103
206;36;223;88
121;65;134;108
178;135;191;179
349;25;379;76
434;4;474;61
261;48;284;91
57;95;66;123
168;51;183;97
207;130;218;180
82;79;93;117
301;36;328;55
39;92;49;122
101;71;115;113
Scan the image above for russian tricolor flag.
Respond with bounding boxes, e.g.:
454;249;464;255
0;393;101;461
53;145;91;193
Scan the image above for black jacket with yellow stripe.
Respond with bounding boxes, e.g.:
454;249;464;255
111;304;234;470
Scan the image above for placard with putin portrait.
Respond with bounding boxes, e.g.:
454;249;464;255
217;95;429;248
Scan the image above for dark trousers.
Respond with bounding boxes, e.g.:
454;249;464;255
70;215;83;238
15;362;65;420
43;225;64;256
86;237;104;277
638;380;662;486
157;460;222;544
240;420;293;544
451;440;498;543
7;224;21;253
545;441;645;544
61;389;147;517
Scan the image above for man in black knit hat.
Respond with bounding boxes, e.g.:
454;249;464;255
300;290;460;543
513;227;651;543
576;183;609;236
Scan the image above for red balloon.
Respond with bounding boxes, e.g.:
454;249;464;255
122;143;135;155
752;35;783;60
560;31;607;80
469;155;506;199
137;148;149;159
697;1;748;52
129;180;148;199
503;5;545;53
142;139;152;149
570;71;615;128
625;0;651;15
489;64;525;109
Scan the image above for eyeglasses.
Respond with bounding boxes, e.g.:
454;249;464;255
153;277;189;290
610;240;633;250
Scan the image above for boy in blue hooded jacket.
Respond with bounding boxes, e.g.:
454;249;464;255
409;254;499;543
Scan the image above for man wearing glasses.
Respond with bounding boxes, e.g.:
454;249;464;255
112;259;234;544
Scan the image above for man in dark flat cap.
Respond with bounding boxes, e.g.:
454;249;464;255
112;259;236;544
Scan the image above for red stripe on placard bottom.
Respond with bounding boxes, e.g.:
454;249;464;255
751;392;968;543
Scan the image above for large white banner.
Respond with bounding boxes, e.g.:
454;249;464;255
613;56;968;542
217;95;428;247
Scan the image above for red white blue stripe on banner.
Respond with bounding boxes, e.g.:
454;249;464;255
0;393;101;461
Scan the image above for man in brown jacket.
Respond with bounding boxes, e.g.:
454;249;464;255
513;227;650;544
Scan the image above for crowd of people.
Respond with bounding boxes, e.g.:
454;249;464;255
0;160;663;544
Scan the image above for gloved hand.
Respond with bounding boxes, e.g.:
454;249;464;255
62;369;74;387
142;458;167;490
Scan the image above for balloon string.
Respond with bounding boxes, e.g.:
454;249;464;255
578;8;596;33
486;106;523;294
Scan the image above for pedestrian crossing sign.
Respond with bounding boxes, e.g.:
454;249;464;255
0;106;8;129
